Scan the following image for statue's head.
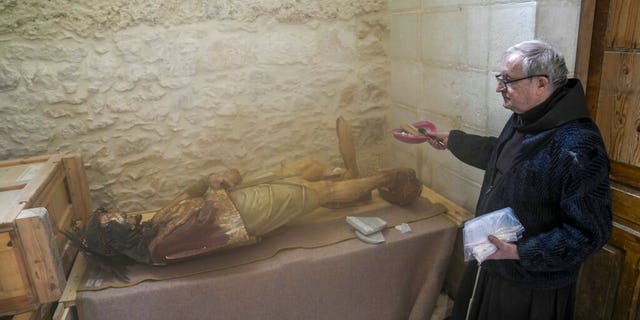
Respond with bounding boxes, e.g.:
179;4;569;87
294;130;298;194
67;208;141;256
378;168;422;206
62;208;143;281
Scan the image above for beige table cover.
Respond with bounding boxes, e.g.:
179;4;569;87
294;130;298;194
77;201;457;320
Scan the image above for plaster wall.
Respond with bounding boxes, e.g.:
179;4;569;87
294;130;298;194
388;0;582;212
0;0;390;211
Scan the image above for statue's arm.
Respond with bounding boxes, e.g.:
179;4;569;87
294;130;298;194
154;168;242;222
183;168;242;197
206;168;242;190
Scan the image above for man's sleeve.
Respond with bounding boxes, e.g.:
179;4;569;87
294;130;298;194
447;130;498;170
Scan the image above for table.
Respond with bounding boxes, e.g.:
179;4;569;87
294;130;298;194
57;187;470;320
75;210;456;320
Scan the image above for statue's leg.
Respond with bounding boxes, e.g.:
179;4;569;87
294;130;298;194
308;168;422;207
336;116;360;179
277;158;345;181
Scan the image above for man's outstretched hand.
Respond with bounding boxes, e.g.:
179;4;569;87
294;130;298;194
425;132;448;150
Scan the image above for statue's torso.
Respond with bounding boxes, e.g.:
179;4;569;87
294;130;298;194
147;189;255;265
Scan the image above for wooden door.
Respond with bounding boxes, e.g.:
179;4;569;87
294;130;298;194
576;0;640;318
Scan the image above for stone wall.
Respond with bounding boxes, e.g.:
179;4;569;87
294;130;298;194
0;0;391;211
388;0;582;212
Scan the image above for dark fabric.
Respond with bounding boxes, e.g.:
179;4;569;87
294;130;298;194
517;82;569;129
494;123;523;182
450;263;576;320
517;79;591;134
448;78;612;290
448;130;497;170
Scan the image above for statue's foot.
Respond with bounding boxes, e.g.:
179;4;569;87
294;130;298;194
377;168;422;206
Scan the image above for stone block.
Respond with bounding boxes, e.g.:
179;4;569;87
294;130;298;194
421;66;488;129
488;2;536;67
391;60;421;108
422;9;466;64
390;0;421;12
422;0;484;9
389;101;419;122
420;4;489;67
391;13;420;59
466;5;491;68
535;0;581;73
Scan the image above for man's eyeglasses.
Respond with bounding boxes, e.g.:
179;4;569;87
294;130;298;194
495;74;548;88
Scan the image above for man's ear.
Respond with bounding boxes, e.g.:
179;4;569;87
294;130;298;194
537;75;550;89
535;76;551;97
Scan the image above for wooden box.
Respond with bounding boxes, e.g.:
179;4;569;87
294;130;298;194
0;154;91;317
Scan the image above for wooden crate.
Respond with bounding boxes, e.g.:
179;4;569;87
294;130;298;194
0;154;91;317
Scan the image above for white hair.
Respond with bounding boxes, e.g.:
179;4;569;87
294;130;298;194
504;40;568;90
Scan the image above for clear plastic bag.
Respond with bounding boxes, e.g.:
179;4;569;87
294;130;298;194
463;207;524;263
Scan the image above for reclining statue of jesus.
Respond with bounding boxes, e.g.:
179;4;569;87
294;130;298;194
63;118;423;279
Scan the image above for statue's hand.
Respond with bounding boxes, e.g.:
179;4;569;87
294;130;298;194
208;168;241;190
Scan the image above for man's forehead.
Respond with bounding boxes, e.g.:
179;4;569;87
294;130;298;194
501;54;524;73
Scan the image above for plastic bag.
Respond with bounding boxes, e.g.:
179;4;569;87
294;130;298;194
463;207;524;263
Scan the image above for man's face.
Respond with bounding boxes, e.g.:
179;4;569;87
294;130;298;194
496;54;550;114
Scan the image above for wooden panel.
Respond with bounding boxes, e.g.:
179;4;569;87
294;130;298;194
0;157;58;229
58;254;87;308
16;208;66;304
0;162;45;185
33;175;74;252
611;162;640;190
584;0;612;118
575;0;596;87
61;156;91;223
606;0;640;49
11;311;35;320
13;302;56;320
421;186;473;227
0;231;35;315
596;52;640;168
609;223;640;319
578;0;640;318
576;244;623;320
31;169;66;224
0;233;29;301
53;303;77;320
611;183;640;231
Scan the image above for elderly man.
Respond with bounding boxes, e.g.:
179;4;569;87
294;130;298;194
425;40;612;319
